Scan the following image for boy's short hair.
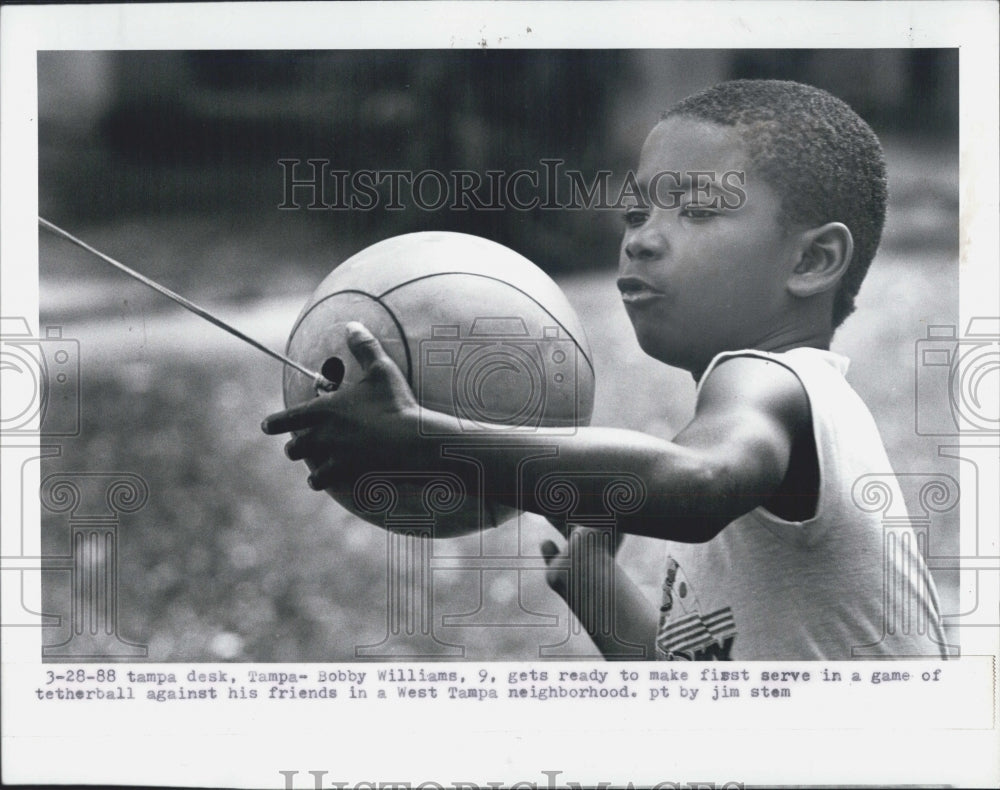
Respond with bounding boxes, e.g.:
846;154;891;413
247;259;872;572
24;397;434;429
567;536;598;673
663;79;887;328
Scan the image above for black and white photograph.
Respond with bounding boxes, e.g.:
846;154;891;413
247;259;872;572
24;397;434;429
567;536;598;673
32;46;965;662
2;2;998;788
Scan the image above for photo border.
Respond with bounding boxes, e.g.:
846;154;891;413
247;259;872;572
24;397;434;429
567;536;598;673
2;2;998;787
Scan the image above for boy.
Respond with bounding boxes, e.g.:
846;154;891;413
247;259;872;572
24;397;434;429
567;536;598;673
262;80;949;661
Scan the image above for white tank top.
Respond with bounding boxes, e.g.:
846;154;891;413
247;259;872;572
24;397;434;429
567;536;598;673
655;348;951;660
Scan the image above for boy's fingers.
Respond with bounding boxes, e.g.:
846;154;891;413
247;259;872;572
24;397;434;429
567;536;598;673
307;457;340;491
346;322;389;371
284;433;325;461
540;539;562;564
541;540;568;596
261;399;331;434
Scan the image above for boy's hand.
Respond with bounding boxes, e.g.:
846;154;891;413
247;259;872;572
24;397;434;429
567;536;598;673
541;528;618;601
540;536;574;599
261;322;420;491
542;528;656;660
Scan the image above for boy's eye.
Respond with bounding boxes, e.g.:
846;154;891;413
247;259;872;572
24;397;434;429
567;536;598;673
680;203;720;220
623;208;648;228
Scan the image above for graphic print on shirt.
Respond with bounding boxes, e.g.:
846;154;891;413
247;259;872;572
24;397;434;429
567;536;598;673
655;557;737;660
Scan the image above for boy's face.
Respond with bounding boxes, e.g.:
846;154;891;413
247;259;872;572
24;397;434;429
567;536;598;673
618;116;804;373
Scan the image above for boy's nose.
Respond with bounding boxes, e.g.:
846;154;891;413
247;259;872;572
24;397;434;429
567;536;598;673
624;229;666;262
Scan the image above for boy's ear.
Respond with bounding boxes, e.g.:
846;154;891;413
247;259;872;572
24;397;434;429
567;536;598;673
786;222;854;298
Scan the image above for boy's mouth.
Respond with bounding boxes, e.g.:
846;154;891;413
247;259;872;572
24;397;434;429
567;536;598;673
617;276;664;304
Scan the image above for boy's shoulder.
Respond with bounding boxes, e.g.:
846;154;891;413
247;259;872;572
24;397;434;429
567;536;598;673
694;350;814;427
693;348;842;524
675;351;814;466
670;349;824;526
696;346;852;408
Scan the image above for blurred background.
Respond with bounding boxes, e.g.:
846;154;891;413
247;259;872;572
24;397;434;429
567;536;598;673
35;49;959;661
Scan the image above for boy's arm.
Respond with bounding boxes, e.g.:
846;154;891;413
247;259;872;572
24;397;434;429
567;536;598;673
542;530;659;659
263;325;809;544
